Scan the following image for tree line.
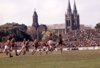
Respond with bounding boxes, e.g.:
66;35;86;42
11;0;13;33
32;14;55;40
0;22;100;42
0;23;32;42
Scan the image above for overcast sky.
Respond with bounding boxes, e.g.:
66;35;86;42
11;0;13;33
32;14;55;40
0;0;100;27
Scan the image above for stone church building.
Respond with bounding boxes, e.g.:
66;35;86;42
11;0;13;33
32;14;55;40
65;0;80;32
31;0;80;40
32;9;47;40
52;0;80;35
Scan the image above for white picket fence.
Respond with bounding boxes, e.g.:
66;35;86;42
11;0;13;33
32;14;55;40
15;46;100;52
62;46;100;51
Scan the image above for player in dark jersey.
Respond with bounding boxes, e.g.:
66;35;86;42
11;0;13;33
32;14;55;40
10;38;18;56
32;39;39;55
57;34;63;53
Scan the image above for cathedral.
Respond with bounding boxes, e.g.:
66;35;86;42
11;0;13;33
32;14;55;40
32;9;47;40
32;9;39;30
65;0;80;32
51;0;80;35
31;0;80;40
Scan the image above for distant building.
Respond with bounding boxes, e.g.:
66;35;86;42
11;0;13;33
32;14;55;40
47;24;65;35
32;9;47;40
80;24;92;30
65;0;80;32
32;9;39;30
32;0;80;39
48;0;80;35
48;24;92;34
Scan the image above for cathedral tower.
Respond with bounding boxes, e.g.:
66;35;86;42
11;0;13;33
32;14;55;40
32;9;39;30
65;0;80;32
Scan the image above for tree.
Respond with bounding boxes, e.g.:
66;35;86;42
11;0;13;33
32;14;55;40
42;31;51;41
0;23;32;42
95;23;100;29
41;30;58;41
27;27;37;40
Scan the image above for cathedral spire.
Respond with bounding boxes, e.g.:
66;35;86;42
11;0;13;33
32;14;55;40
65;0;80;31
34;8;36;11
32;9;39;30
67;0;72;14
33;8;38;17
73;0;77;14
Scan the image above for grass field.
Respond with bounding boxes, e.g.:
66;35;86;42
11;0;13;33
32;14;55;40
0;50;100;68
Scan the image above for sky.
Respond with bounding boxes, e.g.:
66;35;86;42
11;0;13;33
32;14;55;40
0;0;100;27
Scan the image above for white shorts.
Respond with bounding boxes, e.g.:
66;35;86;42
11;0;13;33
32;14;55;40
4;45;9;50
43;46;48;51
3;45;9;52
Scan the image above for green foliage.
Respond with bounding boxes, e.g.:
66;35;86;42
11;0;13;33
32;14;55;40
41;31;58;41
0;23;32;42
95;23;100;29
42;31;51;41
0;23;27;32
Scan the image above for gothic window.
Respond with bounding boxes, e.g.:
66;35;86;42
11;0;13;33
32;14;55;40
66;20;71;27
66;20;68;26
68;20;70;26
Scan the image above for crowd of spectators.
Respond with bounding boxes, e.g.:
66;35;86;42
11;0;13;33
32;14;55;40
63;29;100;48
